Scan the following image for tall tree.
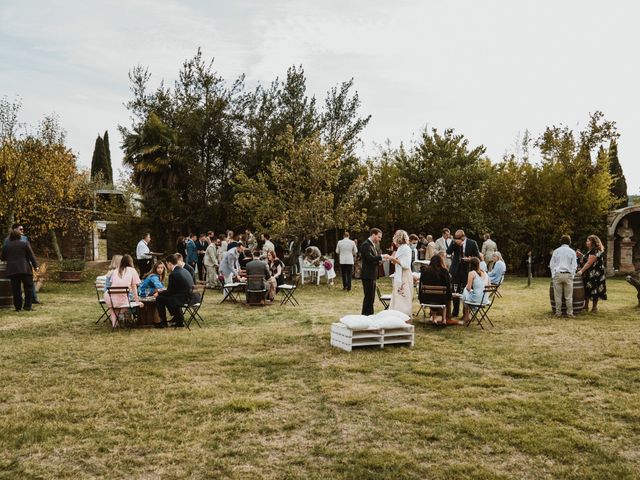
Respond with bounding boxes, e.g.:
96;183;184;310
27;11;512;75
90;134;108;184
608;139;628;209
103;130;113;184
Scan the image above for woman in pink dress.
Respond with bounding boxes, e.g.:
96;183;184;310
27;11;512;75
104;254;142;327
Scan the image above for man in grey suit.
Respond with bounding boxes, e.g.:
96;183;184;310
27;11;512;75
481;233;498;270
434;228;453;267
219;242;245;286
335;231;358;291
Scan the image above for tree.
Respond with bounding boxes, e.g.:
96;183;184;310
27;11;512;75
103;130;113;184
121;111;187;250
234;128;366;243
90;134;108;184
0;98;94;258
397;128;490;235
608;139;628;209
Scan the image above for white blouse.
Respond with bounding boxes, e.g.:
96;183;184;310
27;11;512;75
393;244;412;283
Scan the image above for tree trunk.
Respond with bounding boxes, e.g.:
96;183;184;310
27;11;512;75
50;230;63;261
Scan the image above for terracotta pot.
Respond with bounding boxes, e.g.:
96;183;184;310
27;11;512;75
59;271;82;282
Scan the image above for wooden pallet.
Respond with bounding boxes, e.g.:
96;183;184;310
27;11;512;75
330;322;414;352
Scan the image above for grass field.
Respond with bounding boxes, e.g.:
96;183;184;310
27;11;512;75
1;272;639;479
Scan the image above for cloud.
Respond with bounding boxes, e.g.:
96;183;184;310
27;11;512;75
1;0;639;192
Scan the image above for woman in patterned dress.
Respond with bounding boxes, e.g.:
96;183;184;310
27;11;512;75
577;235;607;313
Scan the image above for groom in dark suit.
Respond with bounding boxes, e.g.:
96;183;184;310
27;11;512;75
360;228;389;315
446;229;480;317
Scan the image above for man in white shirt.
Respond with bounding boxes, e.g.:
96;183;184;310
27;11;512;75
549;235;577;317
136;233;153;275
434;228;453;268
261;233;275;255
335;231;358;291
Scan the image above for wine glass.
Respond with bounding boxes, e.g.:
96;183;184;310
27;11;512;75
452;283;458;294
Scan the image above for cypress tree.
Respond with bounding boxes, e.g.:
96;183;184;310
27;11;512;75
608;139;628;209
103;130;113;184
90;135;107;184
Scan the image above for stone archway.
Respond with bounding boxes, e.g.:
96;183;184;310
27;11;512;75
606;205;640;276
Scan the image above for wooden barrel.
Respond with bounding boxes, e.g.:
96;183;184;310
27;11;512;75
0;263;14;309
549;277;585;314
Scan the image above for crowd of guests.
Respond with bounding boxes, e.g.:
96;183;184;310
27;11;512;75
103;229;289;328
356;227;507;325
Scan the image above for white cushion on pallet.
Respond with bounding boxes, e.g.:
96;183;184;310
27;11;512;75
370;316;409;329
339;315;371;330
374;309;410;322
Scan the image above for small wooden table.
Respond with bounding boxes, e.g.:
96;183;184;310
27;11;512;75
138;297;160;326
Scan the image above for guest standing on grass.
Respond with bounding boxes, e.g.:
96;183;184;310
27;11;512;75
549;235;577;318
1;229;38;312
203;239;219;288
335;231;357;292
136;233;153;276
577;235;607;313
155;254;193;328
360;228;389;315
388;230;414;317
446;229;480;318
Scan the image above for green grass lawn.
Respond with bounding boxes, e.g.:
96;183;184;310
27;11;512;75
1;273;639;479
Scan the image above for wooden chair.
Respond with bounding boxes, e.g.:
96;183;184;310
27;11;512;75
94;276;109;324
183;283;206;329
376;285;392;310
277;274;300;306
106;286;139;330
245;274;267;306
415;285;447;325
464;284;498;329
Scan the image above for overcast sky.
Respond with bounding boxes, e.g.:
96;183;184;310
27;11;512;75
1;0;639;193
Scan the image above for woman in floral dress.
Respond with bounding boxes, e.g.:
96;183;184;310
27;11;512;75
577;235;607;313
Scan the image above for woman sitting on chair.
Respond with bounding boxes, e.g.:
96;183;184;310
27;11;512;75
102;254;123;292
418;253;452;325
462;257;489;324
138;261;167;298
267;251;285;287
104;254;142;327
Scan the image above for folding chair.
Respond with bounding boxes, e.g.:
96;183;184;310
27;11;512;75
277;274;300;306
494;274;505;298
245;274;267;306
415;285;447;325
106;286;139;330
464;284;498;329
95;276;109;324
376;286;391;310
183;283;206;329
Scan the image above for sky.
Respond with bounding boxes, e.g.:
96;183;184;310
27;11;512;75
1;0;639;193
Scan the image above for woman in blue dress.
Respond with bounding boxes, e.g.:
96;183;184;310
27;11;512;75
462;257;489;324
138;261;167;298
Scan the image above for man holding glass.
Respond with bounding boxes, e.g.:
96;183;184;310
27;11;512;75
446;229;480;318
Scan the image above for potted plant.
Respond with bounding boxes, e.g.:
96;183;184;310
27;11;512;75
59;258;85;282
